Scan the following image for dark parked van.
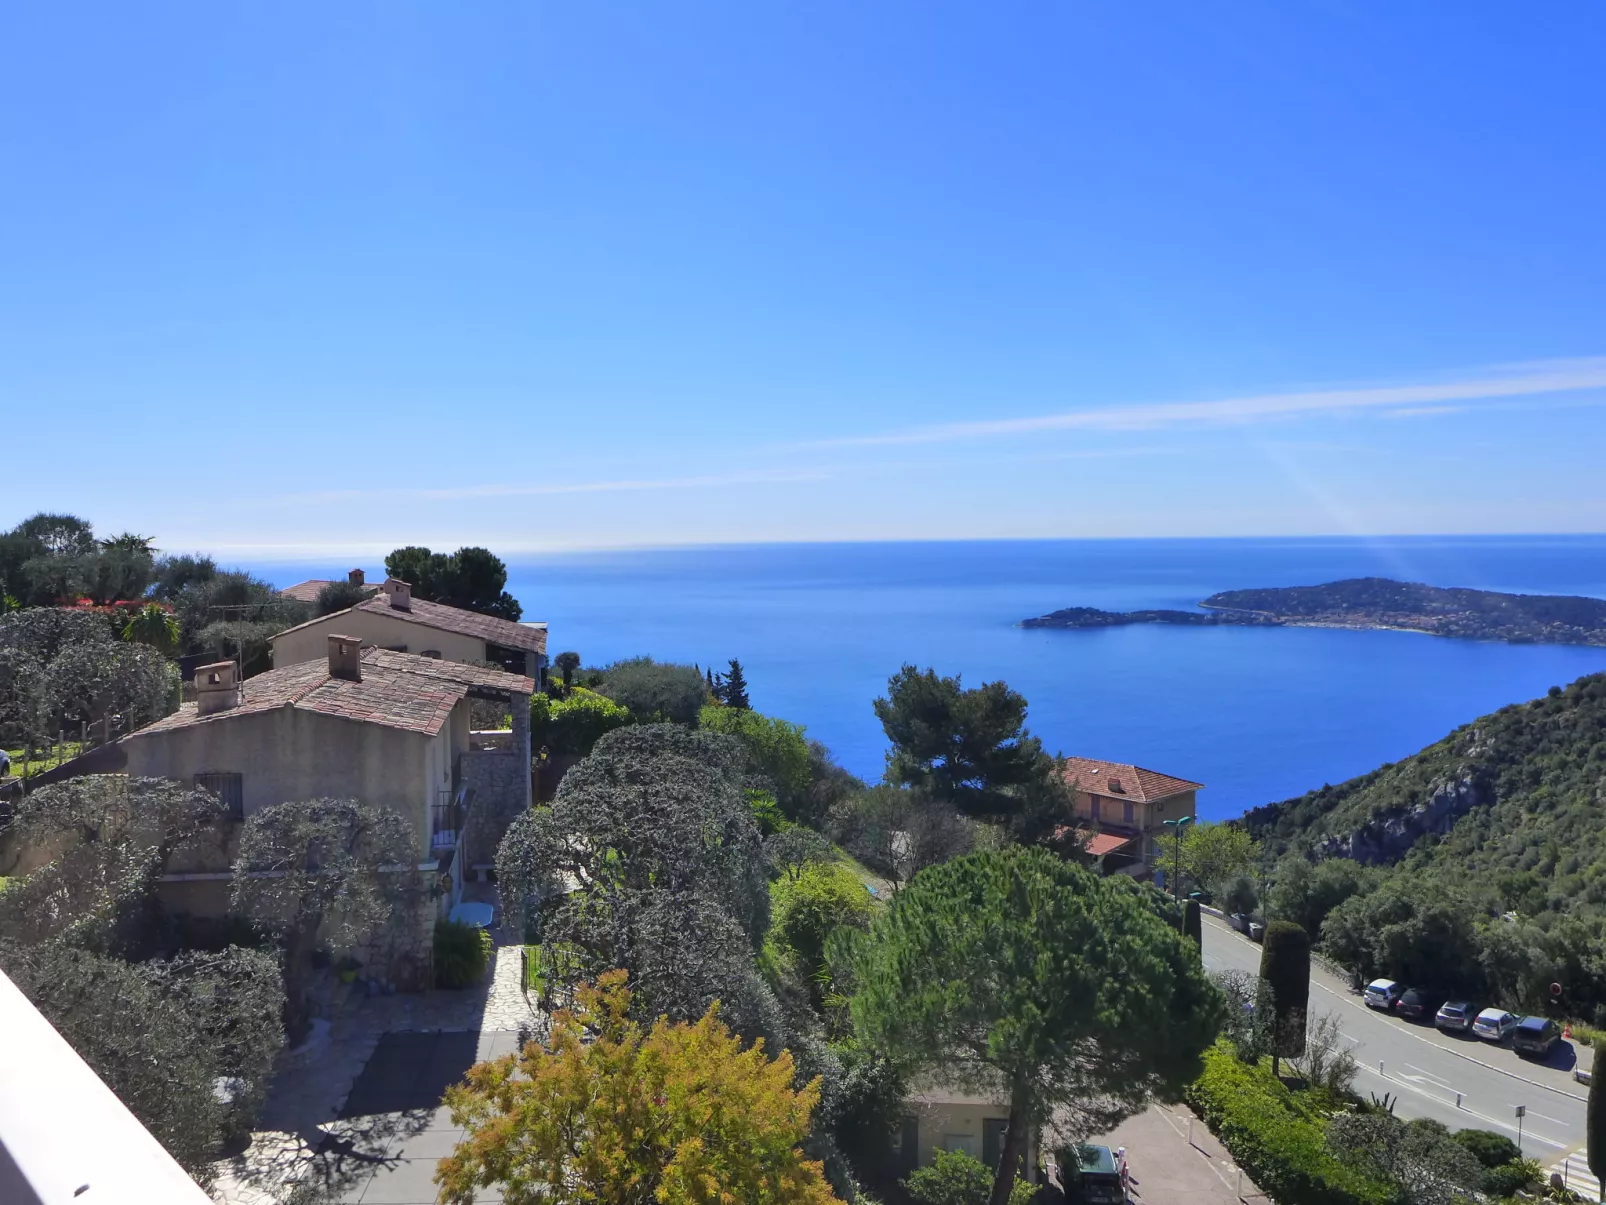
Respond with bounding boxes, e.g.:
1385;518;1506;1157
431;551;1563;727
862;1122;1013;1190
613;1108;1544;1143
1512;1016;1561;1058
1062;1143;1126;1204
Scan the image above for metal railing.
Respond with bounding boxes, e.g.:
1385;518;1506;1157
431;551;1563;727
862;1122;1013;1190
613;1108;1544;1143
431;789;464;852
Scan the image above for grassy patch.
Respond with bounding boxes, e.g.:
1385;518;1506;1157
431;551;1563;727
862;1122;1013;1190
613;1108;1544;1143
2;742;87;778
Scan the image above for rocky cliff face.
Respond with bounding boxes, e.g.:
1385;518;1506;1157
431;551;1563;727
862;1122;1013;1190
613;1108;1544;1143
1313;774;1489;864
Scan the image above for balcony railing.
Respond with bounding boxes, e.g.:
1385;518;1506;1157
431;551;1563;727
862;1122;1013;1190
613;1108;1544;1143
431;787;468;853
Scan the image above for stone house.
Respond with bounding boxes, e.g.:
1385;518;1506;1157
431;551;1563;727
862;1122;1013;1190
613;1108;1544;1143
269;576;547;683
122;637;536;930
1061;757;1201;878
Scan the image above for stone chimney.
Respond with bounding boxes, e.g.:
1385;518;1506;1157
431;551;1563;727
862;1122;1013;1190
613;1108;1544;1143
380;577;412;611
348;568;365;586
327;635;363;681
195;661;241;716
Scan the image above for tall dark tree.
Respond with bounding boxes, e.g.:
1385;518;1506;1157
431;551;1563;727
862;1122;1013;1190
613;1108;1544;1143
719;658;752;710
13;512;97;557
845;847;1224;1205
383;545;522;620
554;650;582;691
1184;898;1203;952
874;665;1070;833
149;552;217;602
1259;920;1311;1076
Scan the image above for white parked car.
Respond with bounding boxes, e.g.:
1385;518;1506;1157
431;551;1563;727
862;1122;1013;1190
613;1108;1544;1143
1364;978;1404;1010
1473;1008;1519;1042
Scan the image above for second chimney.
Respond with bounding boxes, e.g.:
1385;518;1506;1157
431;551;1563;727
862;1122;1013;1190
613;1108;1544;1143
195;660;241;716
327;635;363;681
348;568;365;586
381;577;412;610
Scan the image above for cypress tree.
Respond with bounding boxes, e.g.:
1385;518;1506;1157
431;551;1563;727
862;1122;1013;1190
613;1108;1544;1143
1184;898;1202;952
1258;920;1311;1077
722;658;751;710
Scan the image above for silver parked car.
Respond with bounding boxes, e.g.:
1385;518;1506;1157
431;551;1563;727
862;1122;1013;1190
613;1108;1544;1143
1472;1007;1519;1042
1364;978;1404;1010
1435;1000;1477;1033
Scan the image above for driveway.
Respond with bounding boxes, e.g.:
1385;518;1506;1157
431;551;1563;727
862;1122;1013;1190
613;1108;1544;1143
211;940;538;1205
1087;1103;1261;1205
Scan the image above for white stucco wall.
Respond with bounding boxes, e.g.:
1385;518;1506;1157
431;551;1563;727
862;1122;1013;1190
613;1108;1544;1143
270;609;487;668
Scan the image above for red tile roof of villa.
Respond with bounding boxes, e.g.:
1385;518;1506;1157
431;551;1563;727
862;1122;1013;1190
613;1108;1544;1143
134;648;536;739
1082;831;1139;857
1061;757;1203;802
279;579;337;603
271;593;548;655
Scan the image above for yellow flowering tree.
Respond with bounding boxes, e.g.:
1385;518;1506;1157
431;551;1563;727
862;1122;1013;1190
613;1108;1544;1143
436;970;843;1205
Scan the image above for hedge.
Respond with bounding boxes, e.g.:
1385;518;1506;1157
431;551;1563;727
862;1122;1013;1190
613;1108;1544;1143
1185;1041;1395;1205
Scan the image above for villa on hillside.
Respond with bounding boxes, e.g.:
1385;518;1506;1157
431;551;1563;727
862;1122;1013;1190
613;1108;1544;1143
270;575;548;682
1060;757;1201;880
119;637;536;950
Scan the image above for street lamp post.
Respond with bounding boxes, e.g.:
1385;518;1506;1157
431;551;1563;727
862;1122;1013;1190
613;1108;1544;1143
1163;815;1194;898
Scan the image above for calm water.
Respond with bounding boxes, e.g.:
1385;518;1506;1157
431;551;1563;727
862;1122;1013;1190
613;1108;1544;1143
254;537;1606;821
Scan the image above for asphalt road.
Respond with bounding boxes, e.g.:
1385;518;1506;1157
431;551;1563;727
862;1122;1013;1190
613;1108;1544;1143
1201;914;1591;1160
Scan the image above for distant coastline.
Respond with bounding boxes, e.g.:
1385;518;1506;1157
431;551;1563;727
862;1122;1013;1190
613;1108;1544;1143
1021;576;1606;648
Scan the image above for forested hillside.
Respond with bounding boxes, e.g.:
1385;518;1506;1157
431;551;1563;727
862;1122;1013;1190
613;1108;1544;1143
1246;672;1606;1015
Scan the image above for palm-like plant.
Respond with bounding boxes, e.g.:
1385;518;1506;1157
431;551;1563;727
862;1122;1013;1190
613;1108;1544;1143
121;602;181;655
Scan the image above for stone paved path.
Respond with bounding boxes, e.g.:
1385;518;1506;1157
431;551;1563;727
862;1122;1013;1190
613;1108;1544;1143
212;936;537;1205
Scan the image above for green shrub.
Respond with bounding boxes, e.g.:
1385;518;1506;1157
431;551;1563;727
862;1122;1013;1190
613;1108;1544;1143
699;705;812;818
1480;1158;1540;1197
903;1148;1033;1205
1450;1128;1520;1168
530;687;633;757
1186;1041;1395;1205
770;860;872;972
434;921;493;989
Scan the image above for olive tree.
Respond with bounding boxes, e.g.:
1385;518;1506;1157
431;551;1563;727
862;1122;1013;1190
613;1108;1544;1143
0;776;227;950
845;847;1225;1205
232;798;424;1041
496;724;777;1038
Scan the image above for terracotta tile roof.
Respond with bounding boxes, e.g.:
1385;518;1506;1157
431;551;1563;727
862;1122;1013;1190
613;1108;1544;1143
280;579;334;603
269;593;547;655
1061;757;1203;803
1083;831;1140;857
1050;826;1141;856
132;647;535;739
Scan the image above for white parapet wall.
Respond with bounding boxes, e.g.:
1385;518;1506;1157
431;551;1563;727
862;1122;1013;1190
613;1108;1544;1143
0;968;212;1205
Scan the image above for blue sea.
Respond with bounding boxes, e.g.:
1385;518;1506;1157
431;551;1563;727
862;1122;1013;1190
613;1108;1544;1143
253;537;1606;822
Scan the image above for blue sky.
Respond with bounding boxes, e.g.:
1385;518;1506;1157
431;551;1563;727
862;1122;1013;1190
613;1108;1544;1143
3;3;1604;556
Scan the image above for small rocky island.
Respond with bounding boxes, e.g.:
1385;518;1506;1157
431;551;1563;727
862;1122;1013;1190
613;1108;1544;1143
1021;577;1606;647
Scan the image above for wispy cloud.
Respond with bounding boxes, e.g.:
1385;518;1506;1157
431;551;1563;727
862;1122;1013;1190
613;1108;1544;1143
280;468;830;505
1383;405;1468;419
798;357;1606;449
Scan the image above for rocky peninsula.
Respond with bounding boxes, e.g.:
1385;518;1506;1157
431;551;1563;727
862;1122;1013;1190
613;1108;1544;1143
1021;576;1606;647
